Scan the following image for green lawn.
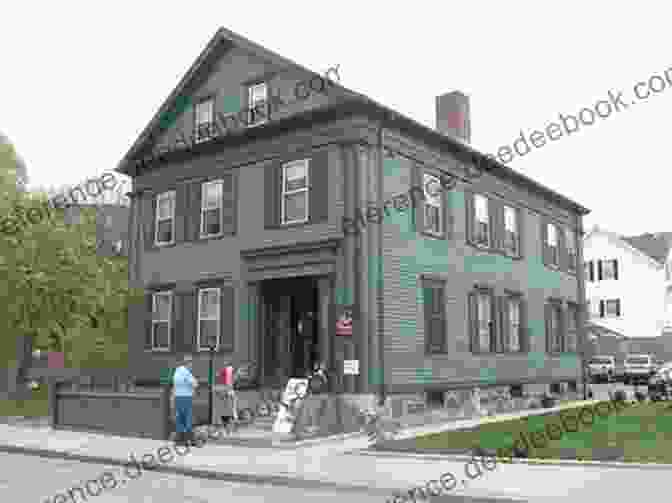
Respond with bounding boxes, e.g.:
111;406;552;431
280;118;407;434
382;401;672;463
0;387;49;418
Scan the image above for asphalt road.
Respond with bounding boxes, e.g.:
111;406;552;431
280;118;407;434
3;452;527;503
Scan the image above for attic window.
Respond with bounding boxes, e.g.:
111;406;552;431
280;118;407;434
247;83;267;126
195;98;215;143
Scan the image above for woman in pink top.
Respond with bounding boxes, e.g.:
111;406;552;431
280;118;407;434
217;365;237;433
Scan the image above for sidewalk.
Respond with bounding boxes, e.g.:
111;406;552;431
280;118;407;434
0;399;669;502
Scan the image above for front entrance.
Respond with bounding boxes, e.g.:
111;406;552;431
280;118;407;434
261;276;320;385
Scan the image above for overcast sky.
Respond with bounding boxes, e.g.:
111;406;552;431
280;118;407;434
1;1;669;235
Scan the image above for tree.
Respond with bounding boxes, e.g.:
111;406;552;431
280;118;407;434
0;132;28;190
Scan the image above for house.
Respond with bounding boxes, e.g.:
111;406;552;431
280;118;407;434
584;227;672;339
116;27;590;417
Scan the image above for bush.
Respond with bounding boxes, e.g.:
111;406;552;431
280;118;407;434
635;391;647;402
613;390;627;402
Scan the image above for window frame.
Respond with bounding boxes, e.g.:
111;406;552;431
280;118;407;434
473;194;490;248
602;259;617;281
247;82;268;127
547;300;564;353
565;228;577;272
506;294;522;352
197;287;221;351
605;298;621;318
566;302;579;353
151;291;172;352
422;172;443;237
546;223;559;267
194;97;215;144
475;289;496;353
423;277;447;354
154;190;176;246
503;205;519;257
281;159;310;225
200;179;224;238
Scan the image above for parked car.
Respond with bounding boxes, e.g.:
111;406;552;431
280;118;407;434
588;356;616;383
624;354;656;384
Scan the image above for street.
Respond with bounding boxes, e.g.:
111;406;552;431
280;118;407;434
3;452;525;503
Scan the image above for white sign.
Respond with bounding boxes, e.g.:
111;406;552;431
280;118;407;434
344;360;360;375
273;378;309;434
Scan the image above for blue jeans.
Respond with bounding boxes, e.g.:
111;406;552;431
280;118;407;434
174;396;193;433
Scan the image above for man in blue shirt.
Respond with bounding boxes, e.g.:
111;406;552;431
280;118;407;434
173;354;199;446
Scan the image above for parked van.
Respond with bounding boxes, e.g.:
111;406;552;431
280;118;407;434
624;354;656;384
588;356;616;383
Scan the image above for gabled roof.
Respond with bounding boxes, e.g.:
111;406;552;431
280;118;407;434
621;232;672;264
584;226;665;268
117;28;590;216
586;322;627;339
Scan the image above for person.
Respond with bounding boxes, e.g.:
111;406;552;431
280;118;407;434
217;364;238;434
173;354;199;446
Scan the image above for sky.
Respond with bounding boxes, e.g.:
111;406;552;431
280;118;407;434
1;0;670;236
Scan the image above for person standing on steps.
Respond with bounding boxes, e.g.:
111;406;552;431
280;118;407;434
173;354;199;446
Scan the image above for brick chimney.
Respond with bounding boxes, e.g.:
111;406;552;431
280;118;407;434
436;91;471;143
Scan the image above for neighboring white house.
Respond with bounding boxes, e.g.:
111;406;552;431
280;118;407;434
583;226;672;338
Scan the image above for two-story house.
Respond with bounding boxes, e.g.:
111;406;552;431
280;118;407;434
117;28;589;417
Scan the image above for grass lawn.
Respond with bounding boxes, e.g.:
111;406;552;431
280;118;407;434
378;401;672;463
0;386;49;418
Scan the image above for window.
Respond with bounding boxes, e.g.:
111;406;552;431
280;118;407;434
585;261;594;282
198;288;221;350
195;98;215;143
423;278;446;353
506;296;521;352
605;299;621;318
566;228;577;271
201;180;223;237
546;223;559;267
281;160;309;224
547;301;563;353
600;259;618;280
474;194;490;247
155;191;175;245
566;303;578;352
247;82;268;126
151;292;172;351
503;206;519;256
477;291;493;352
423;173;443;235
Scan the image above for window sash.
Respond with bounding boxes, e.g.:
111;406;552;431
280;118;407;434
424;204;442;234
201;181;224;237
477;293;492;352
508;298;521;352
198;288;221;350
605;299;619;317
504;206;517;233
475;194;488;223
195;99;214;142
281;160;309;224
248;83;268;125
155;192;175;244
151;292;172;351
550;305;563;352
547;223;557;246
603;261;616;279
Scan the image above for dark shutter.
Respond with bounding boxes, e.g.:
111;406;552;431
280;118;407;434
468;291;479;353
558;227;568;271
181;290;197;352
519;298;528;353
465;190;475;245
187;181;202;241
598;260;603;280
309;151;329;223
599;300;605;318
588;260;594;282
489;292;497;352
144;293;153;350
559;304;567;353
544;302;553;353
169;292;179;353
423;281;433;354
541;220;548;265
445;186;454;240
516;207;524;258
412;165;424;233
264;164;281;228
489;200;501;250
425;281;446;353
616;299;621;316
174;184;188;243
500;296;510;353
613;259;619;280
143;193;156;251
219;286;235;353
222;173;237;235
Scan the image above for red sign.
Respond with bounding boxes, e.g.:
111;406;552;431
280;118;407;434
336;308;353;336
48;352;64;369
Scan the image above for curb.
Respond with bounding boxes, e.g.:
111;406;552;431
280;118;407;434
347;448;672;470
0;442;391;496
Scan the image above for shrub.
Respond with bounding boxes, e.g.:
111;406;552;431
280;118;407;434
635;391;647;402
613;390;627;402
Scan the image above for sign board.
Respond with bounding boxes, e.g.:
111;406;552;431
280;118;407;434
336;306;354;336
344;359;359;375
273;378;309;434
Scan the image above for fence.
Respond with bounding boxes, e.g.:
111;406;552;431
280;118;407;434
48;371;172;440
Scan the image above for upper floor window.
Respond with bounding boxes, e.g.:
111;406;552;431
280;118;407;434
503;205;519;256
585;260;595;282
546;301;563;353
473;194;490;247
477;291;494;352
599;259;618;280
247;82;268;126
605;298;621;318
546;223;559;267
201;180;224;238
281;159;309;224
195;98;215;143
198;288;221;350
566;228;577;271
155;191;175;245
506;295;522;352
151;292;172;351
423;173;443;236
566;303;579;352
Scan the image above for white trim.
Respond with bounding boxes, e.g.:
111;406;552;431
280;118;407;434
195;98;214;143
200;179;224;238
151;291;172;351
503;205;519;256
247;82;268;127
197;287;221;351
422;173;443;236
154;191;175;246
281;159;309;225
473;193;490;248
